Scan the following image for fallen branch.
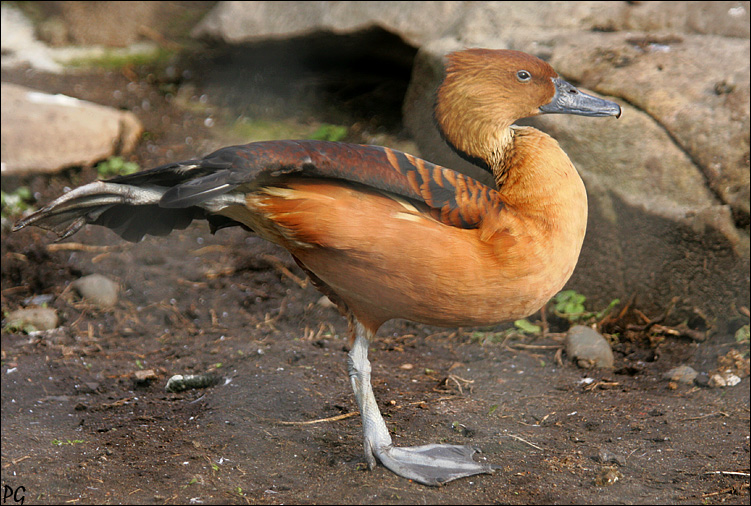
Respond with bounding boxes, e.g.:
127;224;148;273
507;343;560;350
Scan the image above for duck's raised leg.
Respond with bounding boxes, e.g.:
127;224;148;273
347;322;496;485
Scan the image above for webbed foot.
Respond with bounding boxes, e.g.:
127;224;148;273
372;442;496;486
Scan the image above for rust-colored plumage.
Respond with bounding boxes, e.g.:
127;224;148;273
13;48;621;485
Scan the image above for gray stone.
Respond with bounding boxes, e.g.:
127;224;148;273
566;325;614;369
1;82;142;174
72;274;119;308
664;365;699;385
708;372;742;388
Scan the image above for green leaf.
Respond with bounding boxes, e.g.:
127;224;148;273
552;290;588;321
96;156;140;178
309;124;348;142
514;319;541;334
1;187;35;218
735;324;750;343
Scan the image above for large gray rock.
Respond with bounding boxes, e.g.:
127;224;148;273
449;1;750;42
596;1;750;38
1;82;142;174
193;2;750;45
192;1;467;46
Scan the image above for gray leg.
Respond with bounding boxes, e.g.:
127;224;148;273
347;322;496;486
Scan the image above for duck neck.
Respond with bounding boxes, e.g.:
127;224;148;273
495;126;588;234
439;116;586;232
439;117;516;185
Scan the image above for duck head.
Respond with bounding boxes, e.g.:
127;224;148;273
434;48;621;171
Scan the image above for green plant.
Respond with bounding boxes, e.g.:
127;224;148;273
3;319;38;334
96;156;139;178
67;46;177;71
1;187;34;218
553;290;587;319
514;318;541;335
52;439;85;446
552;290;619;323
309;123;348;142
735;324;749;343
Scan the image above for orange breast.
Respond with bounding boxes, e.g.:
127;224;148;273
221;178;578;332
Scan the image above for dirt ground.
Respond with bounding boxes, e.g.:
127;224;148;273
1;45;749;505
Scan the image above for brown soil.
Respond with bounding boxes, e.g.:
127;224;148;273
1;47;749;505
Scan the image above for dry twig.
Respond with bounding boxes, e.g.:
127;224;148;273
261;254;308;289
678;411;729;422
503;433;545;451
276;412;359;425
46;242;125;253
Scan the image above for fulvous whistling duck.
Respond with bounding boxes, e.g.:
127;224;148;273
13;48;621;485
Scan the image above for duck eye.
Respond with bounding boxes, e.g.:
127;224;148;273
516;70;532;82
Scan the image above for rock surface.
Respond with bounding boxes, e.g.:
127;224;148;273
192;1;467;47
663;365;700;385
1;82;142;174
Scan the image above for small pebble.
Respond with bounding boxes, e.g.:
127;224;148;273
5;307;59;331
663;365;698;385
166;373;221;392
134;369;158;385
317;295;335;309
594;467;623;486
24;294;55;306
566;325;614;369
708;372;741;388
694;372;711;387
72;274;119;308
597;447;627;466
